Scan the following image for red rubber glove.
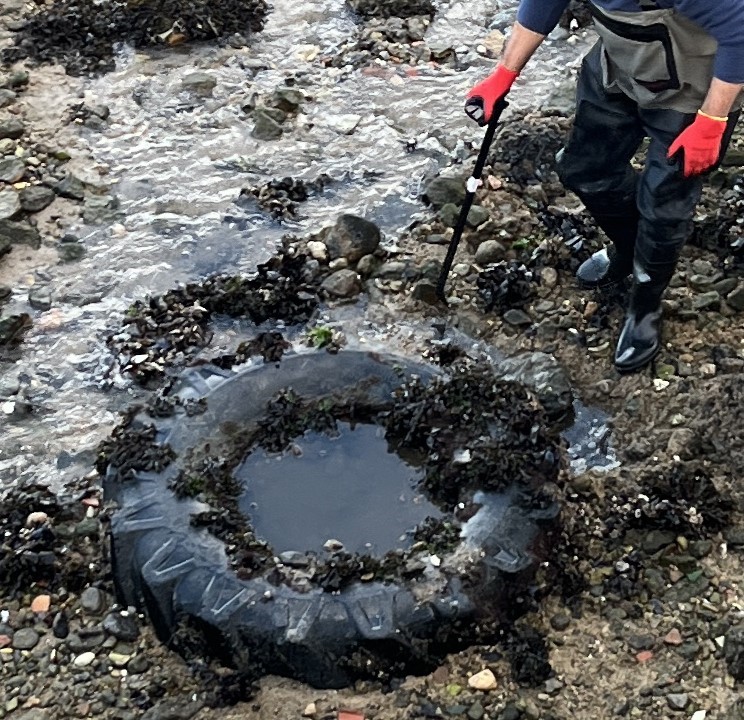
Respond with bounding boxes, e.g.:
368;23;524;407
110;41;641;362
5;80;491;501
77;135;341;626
667;110;727;178
466;65;519;126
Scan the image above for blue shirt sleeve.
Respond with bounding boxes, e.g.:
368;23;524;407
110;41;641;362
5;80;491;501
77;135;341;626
516;0;572;35
676;0;744;84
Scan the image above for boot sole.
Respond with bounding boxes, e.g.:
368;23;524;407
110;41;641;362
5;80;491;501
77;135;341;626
614;344;661;374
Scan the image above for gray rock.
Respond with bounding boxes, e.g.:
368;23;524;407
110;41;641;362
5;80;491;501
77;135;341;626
324;214;380;262
412;280;439;305
252;108;284;140
20;186;55;213
376;261;408;279
141;700;203;720
627;634;655;651
0;118;24;139
321;269;361;298
726;283;744;311
467;702;485;720
325;113;361;135
666;693;689;711
494;352;573;421
0;220;41;249
0;138;15;155
544;678;564;694
643;529;676;553
503;308;532;326
550;614;571;631
438;203;460;228
29;285;52;311
0;89;16;108
424;233;448;245
475;239;506;265
80;587;104;613
0;157;25;183
466;205;489;228
692;290;720;311
58;242;85;263
83;194;120;224
9;71;29;88
12;628;40;650
271;87;304;113
67;628;105;653
423;176;466;209
128;654;149;674
0;188;21;220
278;551;310;568
181;72;217;95
54;174;85;201
103;611;139;642
356;254;379;276
713;277;738;296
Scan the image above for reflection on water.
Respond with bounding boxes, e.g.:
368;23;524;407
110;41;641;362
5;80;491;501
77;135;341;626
237;421;440;556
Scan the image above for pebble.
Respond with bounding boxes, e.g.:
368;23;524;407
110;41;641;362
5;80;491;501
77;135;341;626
26;511;49;526
30;595;51;613
467;669;497;691
302;702;317;717
12;628;40;650
666;693;689;711
664;628;683;646
80;587;104;613
73;652;96;667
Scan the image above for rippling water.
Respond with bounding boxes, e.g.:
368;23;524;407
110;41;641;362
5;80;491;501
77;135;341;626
0;0;597;488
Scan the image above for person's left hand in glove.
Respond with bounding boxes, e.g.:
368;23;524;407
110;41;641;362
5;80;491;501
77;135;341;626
667;110;727;177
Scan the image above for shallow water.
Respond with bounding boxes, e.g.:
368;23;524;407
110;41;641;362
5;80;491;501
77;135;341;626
0;0;597;488
237;421;439;556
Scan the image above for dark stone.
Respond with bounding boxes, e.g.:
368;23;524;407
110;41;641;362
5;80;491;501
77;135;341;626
423;176;466;210
0;157;25;183
643;530;676;553
627;634;655;651
503;308;532;326
67;628;105;653
0;118;25;140
58;242;86;263
54;173;86;201
412;280;440;305
141;700;203;720
324;214;381;262
103;611;140;642
20;186;56;213
83;194;120;224
499;704;521;720
725;625;744;680
271;87;304;113
321;269;361;298
252;107;284;140
11;628;40;650
52;611;69;639
550;614;571;631
0;90;16;108
0;219;41;249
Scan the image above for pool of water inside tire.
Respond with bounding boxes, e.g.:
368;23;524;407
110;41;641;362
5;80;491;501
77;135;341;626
236;421;443;557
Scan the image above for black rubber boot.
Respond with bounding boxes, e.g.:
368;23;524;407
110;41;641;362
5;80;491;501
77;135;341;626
576;211;638;289
613;270;667;373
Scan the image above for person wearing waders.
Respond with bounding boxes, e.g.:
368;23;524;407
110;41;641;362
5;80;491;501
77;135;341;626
465;0;743;373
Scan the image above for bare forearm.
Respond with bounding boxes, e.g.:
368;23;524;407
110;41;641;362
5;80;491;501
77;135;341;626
701;77;744;118
501;22;546;73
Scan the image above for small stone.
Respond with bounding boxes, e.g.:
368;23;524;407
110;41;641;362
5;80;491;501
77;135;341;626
635;651;653;663
271;87;305;113
691;711;707;720
467;702;485;720
54;173;86;200
0;90;16;108
541;267;558;289
692;290;720;311
324;539;344;552
499;704;520;720
321;269;361;298
181;72;217;95
664;629;683;646
31;595;51;614
278;551;310;568
29;285;52;311
726;283;744;311
80;587;104;613
12;628;40;650
666;693;689;711
108;651;131;668
503;308;532;326
467;669;497;691
474;239;506;265
19;186;56;213
466;205;489;228
627;634;655;651
302;703;317;717
0;188;21;220
324;113;361;135
412;280;439;305
550;614;570;631
52;611;69;639
73;652;96;667
0;157;25;183
0;219;41;248
423;177;466;210
252;108;284;140
544;678;564;694
127;654;149;674
26;511;49;526
103;611;139;642
0;119;24;140
306;241;328;261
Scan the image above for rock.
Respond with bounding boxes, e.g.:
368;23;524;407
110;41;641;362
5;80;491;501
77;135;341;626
54;174;85;201
324;113;361;135
356;254;379;276
627;634;655;651
302;702;317;717
0;219;41;249
30;595;51;613
83;194;120;224
52;611;69;639
423;177;466;210
181;72;217;95
29;285;52;311
306;241;328;261
643;530;676;553
73;652;96;667
252;108;284;140
541;267;558;289
438;203;460;228
0;118;25;139
503;308;532;326
128;654;149;674
664;629;683;646
692;290;720;311
68;628;105;653
103;611;139;642
323;538;344;552
667;693;689;711
725;625;744;680
0;313;32;345
479;29;505;56
20;186;56;213
0;89;16;108
495;352;573;421
544;678;564;694
271;87;305;113
0;138;15;154
0;188;21;220
0;157;25;183
12;628;40;650
321;269;361;298
726;283;744;311
666;428;696;459
550;614;571;631
466;205;489;228
324;214;380;262
412;280;439;305
80;587;104;613
474;240;506;265
467;669;497;691
141;699;202;720
498;704;520;720
467;702;485;720
58;241;86;262
278;551;310;568
26;511;49;526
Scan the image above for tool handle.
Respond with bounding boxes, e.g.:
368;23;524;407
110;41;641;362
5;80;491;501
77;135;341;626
435;98;509;302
